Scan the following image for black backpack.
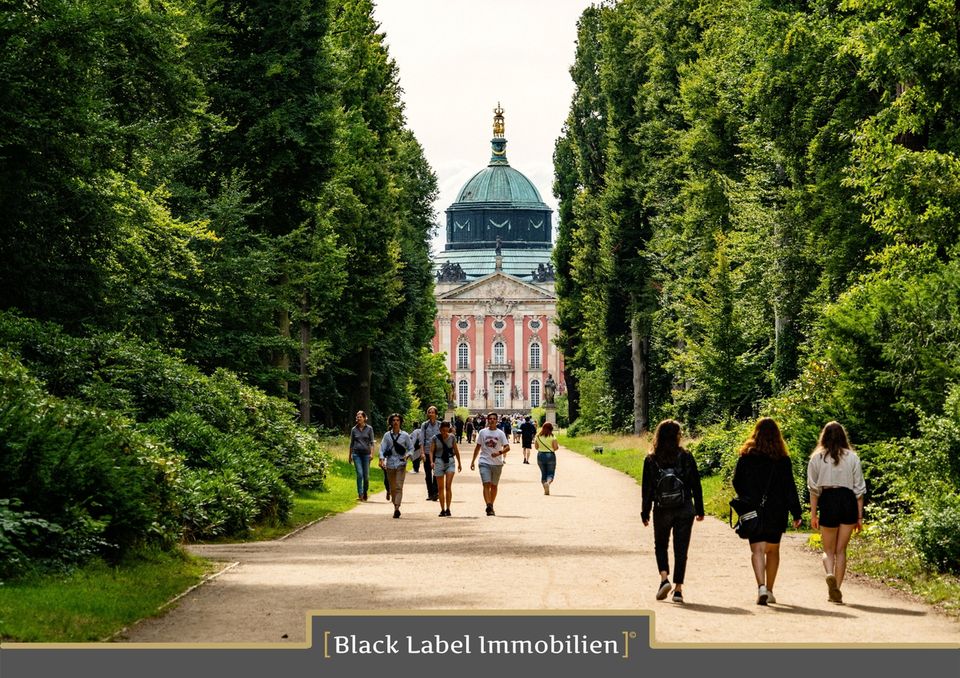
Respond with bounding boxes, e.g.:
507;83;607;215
654;455;686;508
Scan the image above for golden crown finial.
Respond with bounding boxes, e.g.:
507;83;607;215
493;102;505;138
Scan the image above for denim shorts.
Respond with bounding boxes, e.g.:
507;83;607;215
433;457;457;476
478;463;503;485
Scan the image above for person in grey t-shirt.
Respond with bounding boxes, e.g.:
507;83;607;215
349;411;375;502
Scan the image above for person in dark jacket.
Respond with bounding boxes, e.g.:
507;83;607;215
641;419;705;604
454;416;464;443
732;417;803;606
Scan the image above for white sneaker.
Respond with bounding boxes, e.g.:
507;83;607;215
766;591;776;604
757;585;769;605
543;482;550;495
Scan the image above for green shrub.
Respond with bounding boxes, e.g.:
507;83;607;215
0;352;180;573
909;494;960;573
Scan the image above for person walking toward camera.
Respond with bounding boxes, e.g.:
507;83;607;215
471;412;510;515
535;421;560;494
430;419;462;517
419;406;441;501
641;420;704;604
807;421;866;604
379;413;413;518
350;411;375;502
732;417;802;605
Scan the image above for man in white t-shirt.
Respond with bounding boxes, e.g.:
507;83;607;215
471;412;510;516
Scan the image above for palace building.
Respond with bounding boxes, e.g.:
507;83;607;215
431;105;565;413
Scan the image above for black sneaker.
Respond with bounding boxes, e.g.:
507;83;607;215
656;579;671;601
393;509;401;519
485;504;493;516
445;509;452;517
672;590;684;604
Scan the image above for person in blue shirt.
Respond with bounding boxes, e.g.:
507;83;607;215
379;413;413;519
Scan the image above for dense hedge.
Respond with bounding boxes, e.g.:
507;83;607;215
0;313;332;575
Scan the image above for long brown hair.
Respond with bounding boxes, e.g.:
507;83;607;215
538;422;554;436
739;417;789;459
649;419;683;465
813;421;851;465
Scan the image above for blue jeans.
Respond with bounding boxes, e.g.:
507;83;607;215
537;452;557;483
352;452;371;496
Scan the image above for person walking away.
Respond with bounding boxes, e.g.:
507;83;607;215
807;421;865;604
498;415;512;451
350;411;375;502
641;420;704;603
419;406;441;501
379;413;413;518
733;417;802;605
520;415;537;464
471;412;510;515
410;421;423;474
430;420;462;516
465;417;475;445
455;416;464;444
535;422;560;494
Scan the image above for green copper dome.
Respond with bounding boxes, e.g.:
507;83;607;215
454;164;544;204
442;104;553;257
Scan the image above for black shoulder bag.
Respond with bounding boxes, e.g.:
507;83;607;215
730;462;776;540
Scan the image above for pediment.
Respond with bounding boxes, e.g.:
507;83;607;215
438;272;555;302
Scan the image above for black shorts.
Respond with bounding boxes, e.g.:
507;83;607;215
817;487;858;527
748;529;783;545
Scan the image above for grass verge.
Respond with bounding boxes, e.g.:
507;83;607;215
0;549;214;642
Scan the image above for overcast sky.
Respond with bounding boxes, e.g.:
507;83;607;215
372;0;595;251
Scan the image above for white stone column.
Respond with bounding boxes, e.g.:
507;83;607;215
548;315;560;385
438;314;451;374
513;314;524;409
474;314;486;410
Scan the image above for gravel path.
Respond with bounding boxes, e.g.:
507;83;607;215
123;446;960;645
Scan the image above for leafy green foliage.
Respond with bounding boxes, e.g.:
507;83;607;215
910;494;960;574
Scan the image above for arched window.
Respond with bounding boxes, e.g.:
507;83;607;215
458;379;469;407
530;379;541;408
494;379;505;408
493;340;506;364
457;342;469;369
529;341;541;369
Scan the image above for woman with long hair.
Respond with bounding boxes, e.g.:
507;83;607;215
429;419;462;516
641;420;705;604
534;421;560;494
349;410;375;502
807;421;866;604
732;417;802;605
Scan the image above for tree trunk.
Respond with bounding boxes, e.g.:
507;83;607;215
564;368;579;423
276;307;290;394
632;315;649;434
353;345;372;422
299;292;311;425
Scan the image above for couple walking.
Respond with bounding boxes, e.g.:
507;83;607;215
642;417;865;606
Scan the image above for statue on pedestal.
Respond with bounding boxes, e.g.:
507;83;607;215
544;373;557;405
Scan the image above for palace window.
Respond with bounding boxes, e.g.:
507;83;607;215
529;341;541;369
493;340;506;364
530;379;541;408
457;342;469;369
494;379;505;408
458;379;469;407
